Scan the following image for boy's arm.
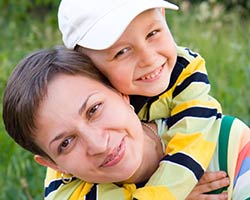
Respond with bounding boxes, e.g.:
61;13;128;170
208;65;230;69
135;47;222;199
133;120;216;199
162;47;222;143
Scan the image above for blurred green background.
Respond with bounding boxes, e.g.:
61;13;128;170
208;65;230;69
0;0;249;199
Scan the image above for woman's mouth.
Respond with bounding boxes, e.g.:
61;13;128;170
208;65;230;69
100;138;125;167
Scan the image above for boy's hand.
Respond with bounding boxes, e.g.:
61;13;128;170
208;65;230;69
186;171;229;200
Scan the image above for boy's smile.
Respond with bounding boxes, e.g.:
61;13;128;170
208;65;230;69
81;8;177;96
138;65;164;81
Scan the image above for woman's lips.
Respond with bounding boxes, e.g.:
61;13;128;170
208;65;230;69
100;138;125;168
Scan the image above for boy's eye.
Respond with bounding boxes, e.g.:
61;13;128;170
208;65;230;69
114;47;130;59
87;103;102;119
146;29;159;39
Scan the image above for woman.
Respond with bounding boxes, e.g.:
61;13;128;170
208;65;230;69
4;47;240;200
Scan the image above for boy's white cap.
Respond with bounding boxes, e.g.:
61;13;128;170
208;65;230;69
58;0;178;50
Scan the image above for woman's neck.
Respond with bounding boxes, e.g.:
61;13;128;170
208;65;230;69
123;122;164;184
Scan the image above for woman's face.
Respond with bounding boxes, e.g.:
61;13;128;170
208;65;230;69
34;74;146;183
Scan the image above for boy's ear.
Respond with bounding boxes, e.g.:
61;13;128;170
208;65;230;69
160;8;166;16
34;155;61;172
121;94;130;104
115;89;130;104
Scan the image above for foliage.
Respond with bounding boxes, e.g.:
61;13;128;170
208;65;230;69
174;0;250;17
0;138;46;200
0;0;60;23
215;0;250;11
0;3;61;200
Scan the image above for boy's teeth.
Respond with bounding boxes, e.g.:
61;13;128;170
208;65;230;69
141;68;161;80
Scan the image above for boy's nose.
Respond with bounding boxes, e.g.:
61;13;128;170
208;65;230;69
137;48;156;68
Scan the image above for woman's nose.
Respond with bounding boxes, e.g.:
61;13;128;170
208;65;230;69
83;127;108;156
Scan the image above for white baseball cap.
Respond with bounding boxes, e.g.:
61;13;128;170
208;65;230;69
58;0;178;50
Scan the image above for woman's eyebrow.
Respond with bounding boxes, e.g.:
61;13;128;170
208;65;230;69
49;92;98;147
78;92;98;115
49;133;66;148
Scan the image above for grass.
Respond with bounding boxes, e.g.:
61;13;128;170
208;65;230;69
0;13;62;200
0;4;249;199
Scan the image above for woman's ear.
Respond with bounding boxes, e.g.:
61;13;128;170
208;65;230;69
34;155;61;172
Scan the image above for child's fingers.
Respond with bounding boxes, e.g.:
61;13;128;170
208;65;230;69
197;171;227;185
195;177;230;193
186;171;230;200
186;192;228;200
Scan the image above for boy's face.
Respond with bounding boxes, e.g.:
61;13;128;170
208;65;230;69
34;74;151;183
82;8;177;96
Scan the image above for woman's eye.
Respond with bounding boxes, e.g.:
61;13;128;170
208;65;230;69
114;47;130;59
58;137;74;154
146;29;159;39
87;103;102;119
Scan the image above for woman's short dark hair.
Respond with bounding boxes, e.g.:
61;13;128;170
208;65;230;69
3;46;110;158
